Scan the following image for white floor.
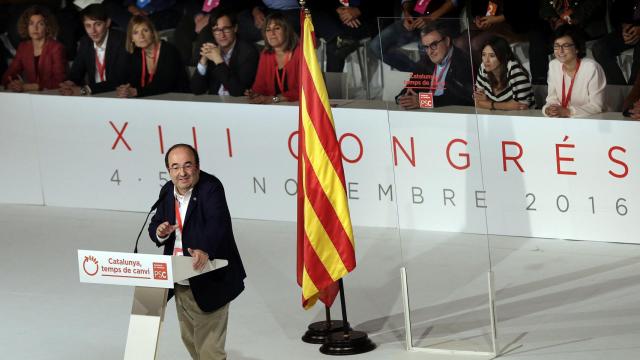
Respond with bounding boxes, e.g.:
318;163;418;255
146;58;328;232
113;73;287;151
2;204;640;359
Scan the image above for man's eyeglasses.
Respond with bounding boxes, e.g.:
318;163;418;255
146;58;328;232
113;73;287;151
553;43;575;51
213;26;233;35
169;163;196;172
423;38;446;51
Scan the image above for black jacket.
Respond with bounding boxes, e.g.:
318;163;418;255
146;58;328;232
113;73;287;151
149;171;246;312
129;40;189;97
397;46;474;107
190;39;259;96
68;29;130;94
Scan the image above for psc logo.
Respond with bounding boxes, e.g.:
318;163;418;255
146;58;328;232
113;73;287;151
153;262;168;280
419;92;434;109
83;255;99;276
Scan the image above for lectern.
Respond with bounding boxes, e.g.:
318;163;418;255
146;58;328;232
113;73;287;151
77;250;227;359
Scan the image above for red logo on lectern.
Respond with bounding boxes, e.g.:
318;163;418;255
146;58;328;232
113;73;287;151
153;263;168;280
83;255;99;276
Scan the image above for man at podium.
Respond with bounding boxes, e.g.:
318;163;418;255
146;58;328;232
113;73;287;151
149;143;246;360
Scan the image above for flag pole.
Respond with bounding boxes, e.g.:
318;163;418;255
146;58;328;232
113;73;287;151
301;305;347;344
319;279;376;355
297;0;375;354
297;0;346;346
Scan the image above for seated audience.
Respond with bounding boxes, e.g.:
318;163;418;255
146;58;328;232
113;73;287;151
245;12;300;104
456;0;538;66
622;71;640;118
191;9;259;96
529;0;607;84
104;0;180;30
116;15;189;98
592;0;640;85
368;0;461;72
2;5;66;92
474;36;533;110
396;22;474;109
542;26;606;118
60;4;130;96
237;0;300;43
309;0;381;73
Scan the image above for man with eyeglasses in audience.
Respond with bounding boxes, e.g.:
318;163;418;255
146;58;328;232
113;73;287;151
191;9;259;96
396;22;473;109
59;3;130;96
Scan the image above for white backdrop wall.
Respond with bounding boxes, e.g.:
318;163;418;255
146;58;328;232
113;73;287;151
1;93;638;243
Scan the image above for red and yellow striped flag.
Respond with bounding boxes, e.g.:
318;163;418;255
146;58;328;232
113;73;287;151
296;12;356;309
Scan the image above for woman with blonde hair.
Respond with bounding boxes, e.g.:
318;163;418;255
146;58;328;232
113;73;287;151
245;12;301;104
116;15;188;98
2;5;66;92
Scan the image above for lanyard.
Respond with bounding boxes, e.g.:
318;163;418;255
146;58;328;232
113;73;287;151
174;198;184;256
561;59;581;108
275;52;291;93
431;60;450;91
174;198;184;234
95;48;106;82
141;44;159;88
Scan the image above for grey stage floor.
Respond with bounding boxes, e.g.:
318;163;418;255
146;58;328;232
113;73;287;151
2;204;640;359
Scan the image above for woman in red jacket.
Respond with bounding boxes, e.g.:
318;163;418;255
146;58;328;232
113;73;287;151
245;12;300;104
1;6;66;92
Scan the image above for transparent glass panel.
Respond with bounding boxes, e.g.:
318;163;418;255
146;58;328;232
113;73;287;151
471;8;640;359
374;16;494;354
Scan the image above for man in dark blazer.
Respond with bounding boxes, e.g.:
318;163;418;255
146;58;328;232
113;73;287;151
191;9;259;96
396;22;474;109
59;3;130;96
149;143;246;360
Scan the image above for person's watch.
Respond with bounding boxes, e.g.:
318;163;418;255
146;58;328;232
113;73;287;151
272;95;280;103
79;85;90;96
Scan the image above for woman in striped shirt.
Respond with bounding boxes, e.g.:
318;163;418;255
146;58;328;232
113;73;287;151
474;36;534;110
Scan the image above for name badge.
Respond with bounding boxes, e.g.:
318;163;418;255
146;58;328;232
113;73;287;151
202;0;220;13
136;0;151;8
486;1;498;16
414;0;431;15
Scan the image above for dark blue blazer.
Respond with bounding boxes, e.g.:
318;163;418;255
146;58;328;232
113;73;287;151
149;171;246;312
68;29;130;94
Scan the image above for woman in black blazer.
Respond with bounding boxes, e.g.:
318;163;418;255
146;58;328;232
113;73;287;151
117;15;189;98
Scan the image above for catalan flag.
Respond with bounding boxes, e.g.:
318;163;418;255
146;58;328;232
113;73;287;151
296;11;356;309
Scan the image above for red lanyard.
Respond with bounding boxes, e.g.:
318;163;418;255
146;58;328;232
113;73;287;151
141;44;159;88
275;52;291;93
430;60;450;91
174;198;184;234
561;59;581;108
174;198;184;255
95;48;106;82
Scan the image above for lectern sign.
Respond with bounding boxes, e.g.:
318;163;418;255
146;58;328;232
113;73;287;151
78;250;174;288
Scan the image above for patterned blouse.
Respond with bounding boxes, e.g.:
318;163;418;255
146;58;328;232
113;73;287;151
476;60;534;107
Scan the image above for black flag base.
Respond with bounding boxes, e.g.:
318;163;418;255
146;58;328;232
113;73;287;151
319;330;376;355
301;320;349;344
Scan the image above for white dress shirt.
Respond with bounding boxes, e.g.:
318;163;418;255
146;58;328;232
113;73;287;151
93;31;109;83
